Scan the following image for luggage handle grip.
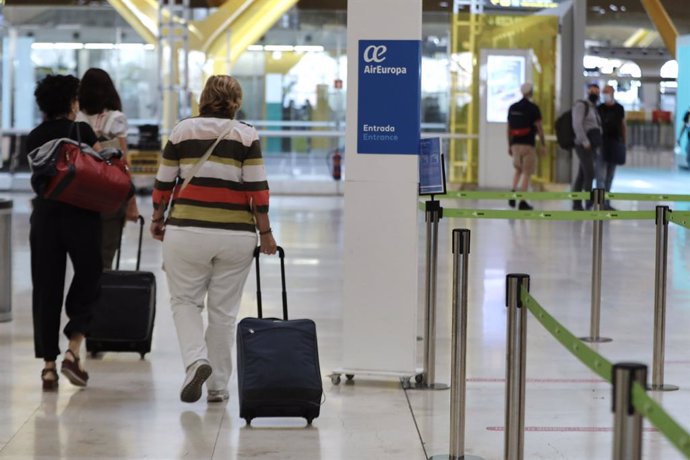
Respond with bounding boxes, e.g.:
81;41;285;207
253;246;287;320
116;215;145;271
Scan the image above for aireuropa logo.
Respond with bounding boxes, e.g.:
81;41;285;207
363;45;387;63
362;43;407;76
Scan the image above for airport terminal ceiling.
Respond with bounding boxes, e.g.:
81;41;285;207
4;0;445;10
4;0;688;16
5;1;689;44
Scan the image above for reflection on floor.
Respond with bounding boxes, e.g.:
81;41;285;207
0;165;689;459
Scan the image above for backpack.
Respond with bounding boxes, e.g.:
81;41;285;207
555;100;589;150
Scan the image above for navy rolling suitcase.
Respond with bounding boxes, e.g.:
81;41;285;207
86;216;156;358
236;246;323;425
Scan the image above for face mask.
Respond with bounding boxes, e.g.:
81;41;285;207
588;93;600;104
603;94;613;103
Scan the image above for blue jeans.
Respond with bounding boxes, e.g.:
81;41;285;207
596;155;616;192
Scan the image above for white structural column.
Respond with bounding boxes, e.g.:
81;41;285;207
555;0;587;183
341;0;422;375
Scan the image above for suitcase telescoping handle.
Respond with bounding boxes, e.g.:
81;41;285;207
253;246;287;320
116;215;145;271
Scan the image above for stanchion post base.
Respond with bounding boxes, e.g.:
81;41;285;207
648;384;679;392
429;455;486;460
579;336;613;343
404;382;450;391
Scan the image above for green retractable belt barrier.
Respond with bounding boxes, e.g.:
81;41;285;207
669;211;690;229
520;289;613;382
442;208;655;221
607;193;690;202
630;383;690;458
437;190;690;203
441;190;590;201
521;288;690;459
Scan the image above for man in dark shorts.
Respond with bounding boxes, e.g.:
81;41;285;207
507;82;545;210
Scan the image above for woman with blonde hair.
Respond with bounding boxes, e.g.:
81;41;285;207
151;75;277;403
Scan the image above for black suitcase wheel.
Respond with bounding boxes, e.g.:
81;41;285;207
244;418;252;426
346;374;354;382
306;418;313;425
139;353;147;360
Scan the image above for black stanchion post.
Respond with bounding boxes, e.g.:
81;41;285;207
612;363;646;460
504;274;530;460
650;206;678;391
421;199;448;390
431;229;484;460
581;188;612;343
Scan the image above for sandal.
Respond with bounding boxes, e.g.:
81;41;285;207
41;368;59;391
61;350;89;387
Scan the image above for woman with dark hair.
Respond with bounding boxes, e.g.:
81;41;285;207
27;74;103;391
151;75;277;404
77;68;139;269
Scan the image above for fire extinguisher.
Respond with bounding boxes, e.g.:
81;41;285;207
330;148;342;181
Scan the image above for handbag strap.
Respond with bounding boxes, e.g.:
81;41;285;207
181;122;234;190
67;121;82;145
101;111;118;139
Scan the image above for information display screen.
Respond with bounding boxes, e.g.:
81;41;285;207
418;137;446;196
486;55;525;123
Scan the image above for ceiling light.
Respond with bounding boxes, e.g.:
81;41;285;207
85;43;115;49
31;42;84;50
294;45;325;52
264;45;293;52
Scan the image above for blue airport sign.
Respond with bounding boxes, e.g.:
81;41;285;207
357;40;421;154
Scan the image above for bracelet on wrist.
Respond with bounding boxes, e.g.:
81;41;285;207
259;228;272;236
151;216;164;224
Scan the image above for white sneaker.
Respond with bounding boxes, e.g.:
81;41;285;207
207;389;230;403
180;360;212;403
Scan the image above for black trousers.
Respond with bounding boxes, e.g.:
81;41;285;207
572;144;598;208
30;199;102;361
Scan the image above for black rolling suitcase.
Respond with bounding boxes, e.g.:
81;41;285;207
236;247;323;425
86;216;156;358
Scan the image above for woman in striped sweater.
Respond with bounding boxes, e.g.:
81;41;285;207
151;75;277;404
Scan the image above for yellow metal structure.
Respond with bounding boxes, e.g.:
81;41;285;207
107;0;298;133
203;0;299;67
109;0;298;70
640;0;678;57
448;12;479;184
624;28;651;48
449;12;559;186
106;0;158;44
192;0;254;54
265;51;304;74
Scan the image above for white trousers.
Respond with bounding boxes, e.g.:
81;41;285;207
162;227;256;391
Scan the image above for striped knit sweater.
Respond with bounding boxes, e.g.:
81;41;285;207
152;116;269;232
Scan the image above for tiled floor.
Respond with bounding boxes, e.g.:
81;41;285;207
0;164;689;459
